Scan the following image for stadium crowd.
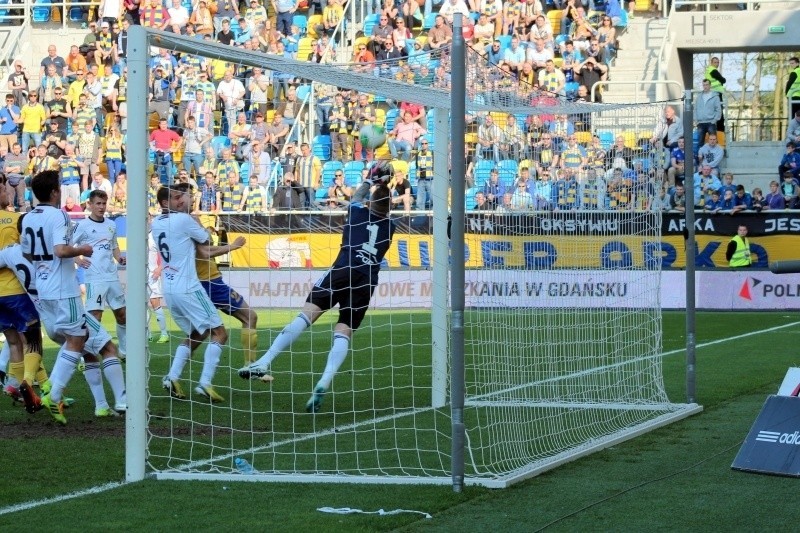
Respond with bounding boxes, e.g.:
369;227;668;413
0;0;795;215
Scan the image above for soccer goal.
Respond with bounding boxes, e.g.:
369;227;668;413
125;19;700;490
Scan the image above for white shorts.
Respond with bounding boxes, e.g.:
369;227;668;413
38;297;87;338
85;280;126;312
165;289;223;336
40;308;112;357
148;276;163;299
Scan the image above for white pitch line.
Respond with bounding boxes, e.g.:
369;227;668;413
2;319;798;516
0;482;125;516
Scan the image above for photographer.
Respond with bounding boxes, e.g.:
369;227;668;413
273;172;304;210
326;171;352;209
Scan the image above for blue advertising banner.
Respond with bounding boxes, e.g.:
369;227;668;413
732;395;800;477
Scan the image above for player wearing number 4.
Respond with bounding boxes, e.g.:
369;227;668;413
73;190;127;359
239;161;397;413
153;183;245;402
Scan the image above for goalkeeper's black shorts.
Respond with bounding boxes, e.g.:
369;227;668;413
307;267;376;330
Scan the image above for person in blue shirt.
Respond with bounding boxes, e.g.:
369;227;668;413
0;94;20;152
732;184;752;213
239;161;396;413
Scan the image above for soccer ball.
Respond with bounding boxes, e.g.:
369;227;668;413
359;125;387;149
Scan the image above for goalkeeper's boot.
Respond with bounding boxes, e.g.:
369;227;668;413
95;406;120;418
156;334;169;344
41;394;67;425
195;384;224;403
19;380;42;414
238;363;272;381
162;376;186;400
305;386;327;413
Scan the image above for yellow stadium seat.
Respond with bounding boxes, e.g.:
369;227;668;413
375;143;391;159
266;109;275;122
415;36;428;48
575;131;592;145
297;37;314;61
547;10;561;36
634;0;649;11
465;132;478;144
623;130;637;149
355;36;369;48
306;14;322;39
716;131;726;147
489;111;508;129
375;108;386;128
553;57;563;69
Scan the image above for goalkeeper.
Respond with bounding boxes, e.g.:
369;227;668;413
239;161;396;413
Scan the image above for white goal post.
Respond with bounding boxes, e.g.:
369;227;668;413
124;19;701;490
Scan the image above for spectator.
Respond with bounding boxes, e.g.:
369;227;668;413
57;143;83;208
265;113;290;156
693;164;721;207
751;187;765;212
389;111;426;162
248;68;270;117
763;180;786;210
64;46;87;84
296;142;322;208
473;13;496;48
328;93;351;162
482;168;505;208
149;118;180;184
732;184;752;213
182;115;211;178
649;185;670;212
67;69;87;109
667;136;685;187
99;0;124;28
197;171;221;212
216;69;245;135
108;185;128;214
274;0;297;36
725;224;752;268
369;13;394;56
94;22;115;67
276;142;299;177
697;133;723;175
786;110;800;145
43;120;67;159
559;133;587;171
779;141;800;181
669;183;686;212
473;191;494;211
694;79;721;149
717;171;736;197
781;171;800;208
278;86;304;144
7;61;29;109
220;171;246;212
351;93;376;162
0;94;19;153
17;92;46;153
228;111;252;158
573;57;606;102
241;139;271;187
530;133;560;175
186;88;215;133
273;172;303;210
538;59;566;96
604;134;633;173
786;56;800;118
190;0;214;35
651;105;683;162
476;114;501;162
554;169;579;210
533;170;554;209
104;121;124;184
40;65;64;111
502;36;526;75
243;179;267;213
703;190;723;213
62;195;84;215
389;167;413;212
141;0;171;31
40;44;66;80
705;56;727;133
326;171;352;208
496;191;514;212
529;15;554;51
428;16;453;50
215;147;240;183
216;17;235;45
511;179;534;210
167;0;190;33
90;171;113;196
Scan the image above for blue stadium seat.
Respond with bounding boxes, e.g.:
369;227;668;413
293;14;308;35
229;17;241;37
344;160;365;187
315;188;329;202
385;108;400;133
497;35;512;52
616;10;628;29
312;134;331;160
210;135;231;156
363;13;380;36
422;12;437;30
240;162;251;185
407;163;417;184
296;84;311;101
598;130;614;150
465;187;480;209
68;5;87;22
426;109;435;133
498;159;518;186
474;160;495;185
32;0;51;23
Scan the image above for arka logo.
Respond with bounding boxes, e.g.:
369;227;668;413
738;277;761;301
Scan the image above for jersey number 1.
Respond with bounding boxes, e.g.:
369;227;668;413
362;223;379;256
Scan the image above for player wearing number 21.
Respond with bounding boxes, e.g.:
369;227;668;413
239;160;396;413
20;170;93;424
152;183;246;403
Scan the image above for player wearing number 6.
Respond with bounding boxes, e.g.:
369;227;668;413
152;183;244;403
239;160;396;413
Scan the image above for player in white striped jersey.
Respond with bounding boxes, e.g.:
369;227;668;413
73;190;127;358
21;170;93;424
151;183;242;403
0;233;127;417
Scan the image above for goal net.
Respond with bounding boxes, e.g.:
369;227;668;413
125;25;700;488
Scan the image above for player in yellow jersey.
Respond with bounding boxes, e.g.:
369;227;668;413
194;222;269;381
0;177;49;412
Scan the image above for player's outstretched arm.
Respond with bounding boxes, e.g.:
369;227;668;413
196;236;246;259
55;243;93;258
351;181;372;204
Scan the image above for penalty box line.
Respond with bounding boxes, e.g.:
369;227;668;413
3;320;798;515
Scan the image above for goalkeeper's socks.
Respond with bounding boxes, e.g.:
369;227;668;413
240;328;258;365
199;342;223;386
256;313;311;367
102;356;127;405
317;333;350;390
23;352;42;385
167;343;192;382
49;348;81;403
117;323;127;357
84;362;110;410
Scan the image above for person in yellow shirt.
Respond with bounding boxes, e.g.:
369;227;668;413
0;181;49;412
193;221;265;376
16;92;46;153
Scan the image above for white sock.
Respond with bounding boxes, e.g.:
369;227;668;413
154;307;168;335
0;341;9;373
116;323;127;356
102;356;127;405
49;349;81;403
199;341;222;387
255;313;311;368
317;333;350;390
168;343;191;381
84;362;110;410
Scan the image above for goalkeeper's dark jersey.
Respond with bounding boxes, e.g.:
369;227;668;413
332;203;395;281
